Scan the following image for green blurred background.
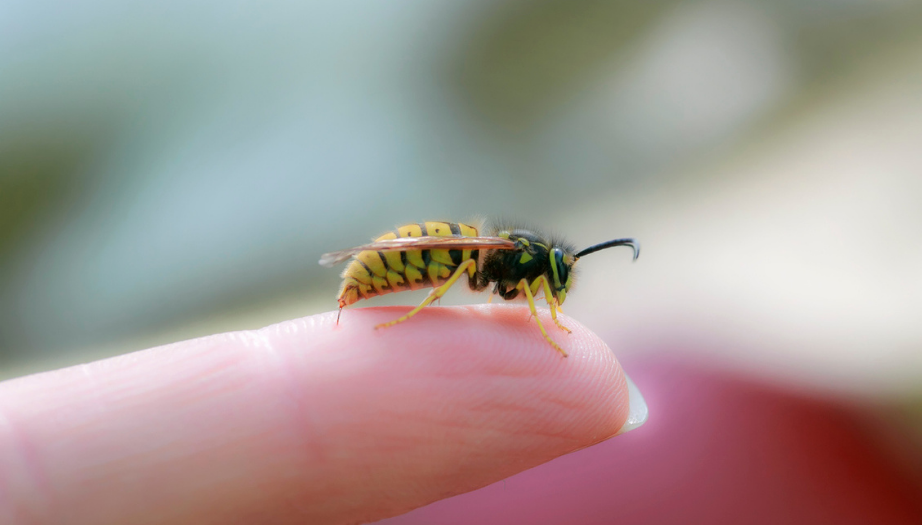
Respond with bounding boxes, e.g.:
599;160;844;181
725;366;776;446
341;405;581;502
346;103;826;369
2;0;921;422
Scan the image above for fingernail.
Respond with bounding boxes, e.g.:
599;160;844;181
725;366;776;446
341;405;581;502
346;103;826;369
616;373;648;435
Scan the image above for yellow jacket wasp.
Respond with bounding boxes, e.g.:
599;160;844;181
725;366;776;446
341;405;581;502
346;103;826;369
320;221;639;357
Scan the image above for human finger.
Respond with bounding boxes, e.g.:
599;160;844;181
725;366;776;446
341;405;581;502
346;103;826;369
0;304;646;525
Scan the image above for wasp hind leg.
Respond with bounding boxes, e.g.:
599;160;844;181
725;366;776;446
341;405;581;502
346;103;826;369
375;259;477;330
516;278;568;357
530;276;571;334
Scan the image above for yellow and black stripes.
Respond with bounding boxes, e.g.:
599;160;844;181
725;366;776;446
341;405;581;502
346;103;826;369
337;222;480;307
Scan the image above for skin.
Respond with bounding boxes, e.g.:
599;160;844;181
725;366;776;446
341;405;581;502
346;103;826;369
0;305;631;525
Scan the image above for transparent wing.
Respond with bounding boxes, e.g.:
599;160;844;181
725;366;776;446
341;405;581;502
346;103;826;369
319;236;516;267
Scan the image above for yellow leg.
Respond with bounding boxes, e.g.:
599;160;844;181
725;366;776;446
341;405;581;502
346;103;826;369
517;279;568;357
530;276;571;334
375;259;477;330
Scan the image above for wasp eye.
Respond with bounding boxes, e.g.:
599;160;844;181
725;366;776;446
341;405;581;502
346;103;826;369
557;251;569;287
549;248;570;291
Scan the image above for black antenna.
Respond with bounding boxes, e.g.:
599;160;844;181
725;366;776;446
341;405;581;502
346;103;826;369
574;238;639;261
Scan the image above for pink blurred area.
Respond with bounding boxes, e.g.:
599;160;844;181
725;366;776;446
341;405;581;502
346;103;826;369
381;356;922;525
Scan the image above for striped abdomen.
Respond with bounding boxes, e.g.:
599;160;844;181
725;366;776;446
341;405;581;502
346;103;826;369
337;221;481;307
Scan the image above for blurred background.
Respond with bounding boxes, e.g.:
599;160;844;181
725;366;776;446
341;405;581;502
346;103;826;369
2;0;921;522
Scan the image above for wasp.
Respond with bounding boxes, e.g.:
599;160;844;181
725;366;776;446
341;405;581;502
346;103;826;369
319;221;639;357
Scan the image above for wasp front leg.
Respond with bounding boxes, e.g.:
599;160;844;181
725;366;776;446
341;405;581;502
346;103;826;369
530;276;571;334
517;278;567;357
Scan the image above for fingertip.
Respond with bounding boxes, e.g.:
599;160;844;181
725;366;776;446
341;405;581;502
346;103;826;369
280;304;635;444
